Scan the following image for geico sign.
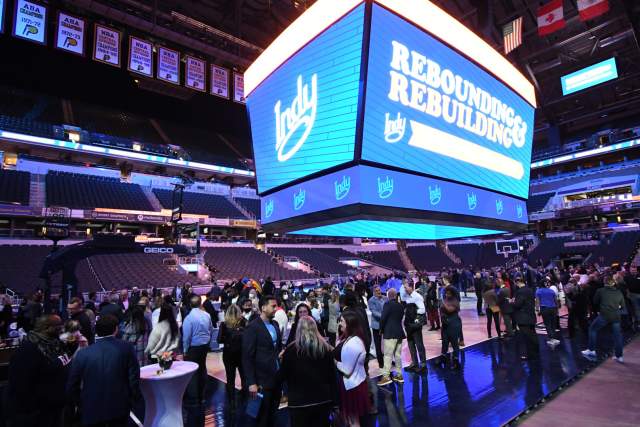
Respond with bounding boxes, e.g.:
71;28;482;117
143;247;174;254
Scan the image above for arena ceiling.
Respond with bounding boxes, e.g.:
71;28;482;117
78;0;639;141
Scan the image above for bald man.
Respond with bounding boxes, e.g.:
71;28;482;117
378;288;406;386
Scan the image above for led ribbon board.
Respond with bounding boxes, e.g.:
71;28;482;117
246;4;365;193
362;5;535;199
261;165;527;230
561;58;618;96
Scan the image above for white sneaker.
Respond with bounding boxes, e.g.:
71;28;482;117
581;349;596;359
614;356;624;363
552;339;561;345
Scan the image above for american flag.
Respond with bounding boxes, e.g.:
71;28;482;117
503;16;523;55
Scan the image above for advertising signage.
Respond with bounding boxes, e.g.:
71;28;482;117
361;5;535;199
246;4;365;194
261;165;528;227
561;57;617;96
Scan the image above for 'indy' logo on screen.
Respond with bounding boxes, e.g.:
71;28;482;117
275;74;318;163
264;199;274;219
335;176;351;200
384;113;406;143
294;189;306;211
495;199;504;215
377;177;394;199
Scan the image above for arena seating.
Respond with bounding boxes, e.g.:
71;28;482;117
234;197;260;218
203;247;315;281
0;170;30;205
590;231;640;266
407;246;458;271
357;250;406;271
315;248;359;260
271;248;352;275
86;253;208;290
0;245;61;294
46;171;154;211
527;193;554;212
450;242;521;268
153;189;245;218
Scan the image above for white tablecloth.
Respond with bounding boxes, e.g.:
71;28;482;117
140;361;198;427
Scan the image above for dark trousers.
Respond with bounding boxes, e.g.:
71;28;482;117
518;324;539;359
372;328;384;368
501;312;515;336
257;387;282;427
222;351;243;402
540;307;558;340
486;308;501;337
407;328;426;366
588;315;624;358
289;403;331;427
427;307;441;328
185;344;209;402
476;292;483;315
568;309;588;338
441;325;461;359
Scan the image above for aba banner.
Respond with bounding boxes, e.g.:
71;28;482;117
246;4;365;193
93;24;121;67
361;5;535;199
13;0;47;44
185;56;206;92
55;12;85;55
157;47;180;85
211;65;229;99
233;72;245;103
128;37;153;77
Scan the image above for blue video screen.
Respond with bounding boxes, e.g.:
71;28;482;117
261;165;528;230
361;5;535;199
246;4;364;194
561;58;617;96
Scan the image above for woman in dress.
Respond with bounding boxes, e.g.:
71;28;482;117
327;289;341;346
334;310;370;427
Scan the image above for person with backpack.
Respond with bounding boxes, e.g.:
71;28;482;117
218;304;247;410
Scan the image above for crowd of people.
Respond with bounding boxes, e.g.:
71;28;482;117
0;260;637;427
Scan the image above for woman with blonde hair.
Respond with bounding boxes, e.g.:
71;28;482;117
281;316;337;427
217;304;246;410
327;289;341;346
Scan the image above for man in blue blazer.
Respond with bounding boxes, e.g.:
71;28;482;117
67;315;141;427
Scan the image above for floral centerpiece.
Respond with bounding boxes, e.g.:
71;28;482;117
157;351;174;371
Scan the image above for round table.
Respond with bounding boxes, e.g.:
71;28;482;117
140;361;198;427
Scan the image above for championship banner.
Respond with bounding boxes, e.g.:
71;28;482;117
0;0;6;34
13;0;47;44
185;56;206;92
93;24;121;67
128;36;153;77
157;47;180;85
55;12;85;56
233;72;245;103
210;65;229;99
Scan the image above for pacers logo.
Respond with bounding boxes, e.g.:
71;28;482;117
274;74;318;162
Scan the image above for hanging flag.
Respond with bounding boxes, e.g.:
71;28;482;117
503;16;523;55
537;0;565;36
577;0;609;21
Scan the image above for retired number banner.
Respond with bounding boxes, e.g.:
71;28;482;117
13;0;47;44
157;47;180;85
93;24;121;67
233;72;245;103
55;12;85;55
185;56;206;92
210;65;230;99
128;36;153;77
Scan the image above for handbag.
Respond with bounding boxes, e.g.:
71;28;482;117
490;305;500;313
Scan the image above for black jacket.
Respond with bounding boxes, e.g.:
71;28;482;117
279;344;337;408
67;336;141;426
203;299;218;327
380;300;405;339
218;319;246;357
594;286;626;322
100;303;124;323
242;317;282;389
6;340;71;426
512;286;536;326
497;287;513;314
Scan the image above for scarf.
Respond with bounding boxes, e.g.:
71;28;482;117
27;331;66;362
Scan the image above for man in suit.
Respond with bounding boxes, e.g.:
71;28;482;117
242;295;282;427
67;315;140;427
511;278;539;361
377;288;406;386
67;297;95;345
99;293;124;323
